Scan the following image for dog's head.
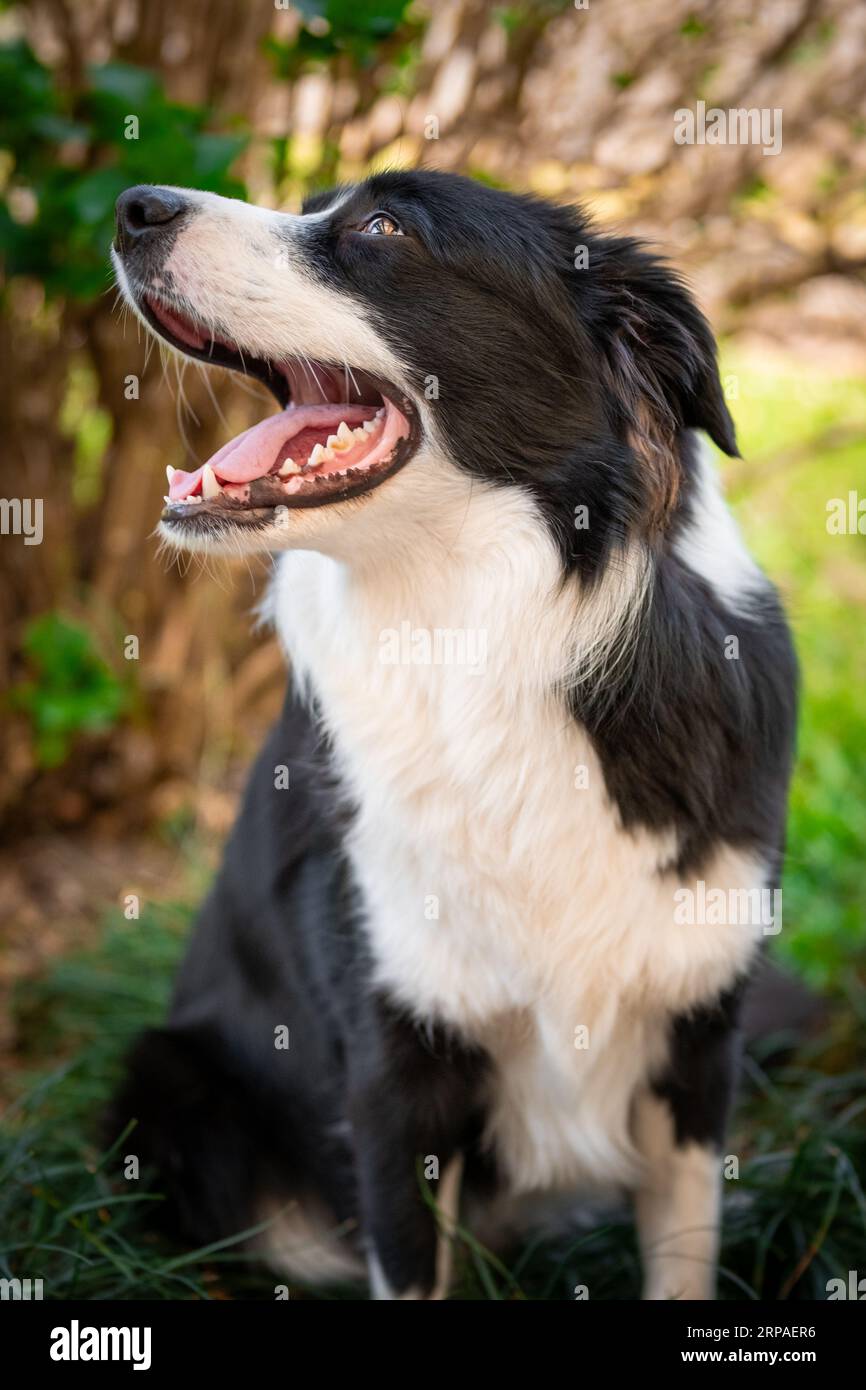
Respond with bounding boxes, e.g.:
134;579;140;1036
112;169;735;569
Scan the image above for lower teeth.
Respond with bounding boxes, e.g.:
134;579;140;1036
168;407;385;506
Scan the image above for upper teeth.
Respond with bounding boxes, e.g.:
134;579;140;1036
201;464;221;499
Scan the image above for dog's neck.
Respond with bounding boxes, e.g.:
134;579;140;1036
268;474;651;939
270;466;649;725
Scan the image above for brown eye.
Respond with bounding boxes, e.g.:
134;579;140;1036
361;213;403;237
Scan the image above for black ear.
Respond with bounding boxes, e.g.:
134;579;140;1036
587;236;738;521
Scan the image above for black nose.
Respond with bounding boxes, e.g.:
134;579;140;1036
115;186;186;252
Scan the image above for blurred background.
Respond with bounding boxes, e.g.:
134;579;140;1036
1;0;865;1299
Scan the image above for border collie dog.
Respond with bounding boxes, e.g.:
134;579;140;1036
110;170;797;1300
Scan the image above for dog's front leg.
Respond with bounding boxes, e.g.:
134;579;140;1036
347;999;483;1300
632;1092;722;1300
632;993;742;1300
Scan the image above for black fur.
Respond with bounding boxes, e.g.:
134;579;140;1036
300;172;736;576
653;985;745;1148
109;170;798;1296
574;539;797;874
298;173;797;871
108;687;491;1293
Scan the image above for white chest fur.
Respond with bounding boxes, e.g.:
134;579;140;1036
270;475;764;1194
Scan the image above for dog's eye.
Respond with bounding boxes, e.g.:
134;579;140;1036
360;213;403;237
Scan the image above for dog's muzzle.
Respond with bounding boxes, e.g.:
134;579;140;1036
114;185;188;257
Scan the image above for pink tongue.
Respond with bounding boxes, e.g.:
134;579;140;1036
168;405;377;501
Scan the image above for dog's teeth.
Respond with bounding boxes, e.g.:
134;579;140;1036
201;464;221;499
326;431;353;453
163;495;171;504
362;419;377;434
166;466;176;484
278;458;301;475
308;443;329;467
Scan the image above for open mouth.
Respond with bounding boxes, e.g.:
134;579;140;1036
139;295;419;526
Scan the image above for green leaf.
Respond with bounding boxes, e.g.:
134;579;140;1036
192;132;248;182
0;44;249;299
71;168;129;225
87;62;160;108
10;615;126;768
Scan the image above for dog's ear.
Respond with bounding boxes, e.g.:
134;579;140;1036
587;236;737;524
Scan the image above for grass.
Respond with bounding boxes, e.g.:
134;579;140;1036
1;349;865;1300
721;348;866;988
2;906;865;1300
